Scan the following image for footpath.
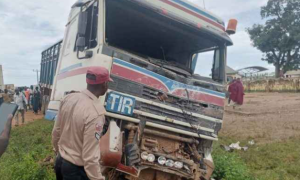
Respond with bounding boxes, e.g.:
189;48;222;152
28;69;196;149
12;111;44;127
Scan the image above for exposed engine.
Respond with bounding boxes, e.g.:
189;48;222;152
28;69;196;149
101;120;215;180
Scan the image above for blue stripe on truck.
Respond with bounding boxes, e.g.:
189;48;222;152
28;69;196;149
171;0;224;25
59;63;83;74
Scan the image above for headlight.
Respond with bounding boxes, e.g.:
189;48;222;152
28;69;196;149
141;152;149;161
147;154;155;162
174;161;183;169
158;156;167;165
165;159;174;167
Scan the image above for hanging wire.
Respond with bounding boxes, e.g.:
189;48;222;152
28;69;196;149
203;0;206;9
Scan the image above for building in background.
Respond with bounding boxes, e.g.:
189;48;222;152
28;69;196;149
0;65;4;91
226;66;242;82
284;70;300;78
237;66;269;80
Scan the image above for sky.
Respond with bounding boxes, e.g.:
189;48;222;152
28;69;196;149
0;0;273;86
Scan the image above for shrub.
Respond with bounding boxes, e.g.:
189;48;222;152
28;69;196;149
212;145;253;180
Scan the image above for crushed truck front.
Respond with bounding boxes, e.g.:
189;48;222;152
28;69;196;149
46;0;234;179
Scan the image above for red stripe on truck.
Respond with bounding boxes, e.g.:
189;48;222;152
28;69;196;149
57;67;89;81
159;0;225;31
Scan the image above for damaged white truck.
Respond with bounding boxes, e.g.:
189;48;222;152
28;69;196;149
45;0;236;179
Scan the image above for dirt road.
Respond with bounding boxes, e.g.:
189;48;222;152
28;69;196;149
221;93;300;144
12;111;44;127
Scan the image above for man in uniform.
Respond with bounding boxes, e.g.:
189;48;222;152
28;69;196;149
52;67;112;180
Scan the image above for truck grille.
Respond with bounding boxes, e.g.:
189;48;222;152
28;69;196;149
136;101;220;132
109;75;222;134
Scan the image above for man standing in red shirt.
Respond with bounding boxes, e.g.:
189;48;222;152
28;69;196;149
227;79;236;106
232;78;245;109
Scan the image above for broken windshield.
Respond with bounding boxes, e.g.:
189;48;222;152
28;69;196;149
105;0;225;77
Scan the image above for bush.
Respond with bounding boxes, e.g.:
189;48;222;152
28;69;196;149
212;144;253;180
0;120;56;180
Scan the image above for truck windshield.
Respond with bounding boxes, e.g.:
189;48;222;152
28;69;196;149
105;0;224;77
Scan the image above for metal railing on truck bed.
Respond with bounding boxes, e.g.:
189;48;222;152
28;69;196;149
40;40;62;114
40;40;62;88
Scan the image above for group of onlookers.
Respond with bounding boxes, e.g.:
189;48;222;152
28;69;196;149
0;86;41;126
0;86;41;159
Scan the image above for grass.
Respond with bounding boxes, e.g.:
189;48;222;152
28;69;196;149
1;120;300;180
213;136;300;180
212;141;253;180
0;119;56;180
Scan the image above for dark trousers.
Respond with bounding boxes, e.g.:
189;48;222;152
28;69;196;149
55;154;89;180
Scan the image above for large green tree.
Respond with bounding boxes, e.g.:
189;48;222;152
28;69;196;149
247;0;300;77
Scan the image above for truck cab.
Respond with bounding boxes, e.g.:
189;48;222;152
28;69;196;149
46;0;235;179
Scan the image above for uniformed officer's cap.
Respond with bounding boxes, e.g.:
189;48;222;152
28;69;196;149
86;67;113;85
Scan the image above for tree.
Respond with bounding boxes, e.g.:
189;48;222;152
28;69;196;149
247;0;300;77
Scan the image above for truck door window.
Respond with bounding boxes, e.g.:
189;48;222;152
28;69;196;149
212;46;226;82
86;2;98;49
193;46;225;83
193;51;215;78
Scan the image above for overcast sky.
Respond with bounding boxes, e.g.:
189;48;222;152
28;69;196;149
0;0;273;86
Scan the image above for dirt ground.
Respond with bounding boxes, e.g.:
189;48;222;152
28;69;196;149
221;93;300;144
10;93;300;143
12;110;44;127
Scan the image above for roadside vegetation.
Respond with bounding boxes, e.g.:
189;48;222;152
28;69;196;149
212;140;253;180
0;120;55;180
213;136;300;180
1;119;300;180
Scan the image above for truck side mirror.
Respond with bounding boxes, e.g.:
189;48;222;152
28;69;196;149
78;11;87;36
76;36;93;59
76;10;93;59
85;51;93;58
76;36;85;52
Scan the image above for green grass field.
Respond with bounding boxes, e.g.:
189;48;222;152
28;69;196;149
1;120;300;180
0;120;56;180
214;136;300;180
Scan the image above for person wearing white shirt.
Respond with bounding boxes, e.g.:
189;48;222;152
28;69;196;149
14;89;27;126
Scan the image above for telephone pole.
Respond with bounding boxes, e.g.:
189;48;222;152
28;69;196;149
33;69;40;85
